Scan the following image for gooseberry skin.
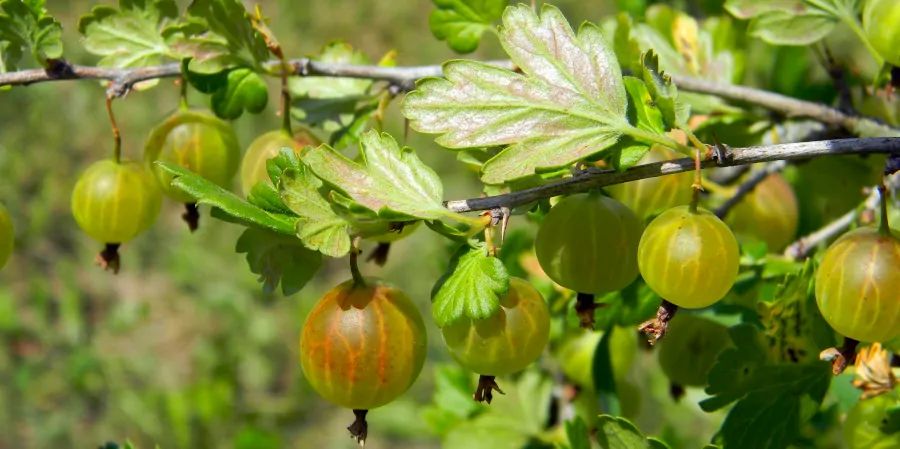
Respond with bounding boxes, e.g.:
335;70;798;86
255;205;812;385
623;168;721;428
657;314;732;386
638;206;740;308
240;128;321;196
71;159;162;243
535;193;642;294
441;278;550;376
607;146;693;220
844;394;900;449
299;278;427;410
814;227;900;343
863;0;900;66
727;173;799;251
0;203;13;269
144;110;240;202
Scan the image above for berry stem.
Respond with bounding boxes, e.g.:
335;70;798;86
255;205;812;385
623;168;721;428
177;76;188;110
182;203;200;232
639;299;678;345
689;147;703;214
349;236;366;287
105;95;121;164
877;181;890;236
347;409;368;446
819;337;859;375
474;375;504;404
97;243;121;274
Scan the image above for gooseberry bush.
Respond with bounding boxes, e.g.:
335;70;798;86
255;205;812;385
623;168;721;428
1;0;900;448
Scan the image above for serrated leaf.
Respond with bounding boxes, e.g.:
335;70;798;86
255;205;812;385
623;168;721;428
303;130;447;220
623;76;665;134
596;415;664;449
607;137;650;171
175;0;269;73
431;243;509;327
235;227;321;295
404;4;636;184
210;67;268;119
155;161;295;234
565;418;591;449
640;51;682;129
279;161;352;258
0;0;62;70
429;0;505;53
724;0;843;45
78;0;179;69
421;363;481;435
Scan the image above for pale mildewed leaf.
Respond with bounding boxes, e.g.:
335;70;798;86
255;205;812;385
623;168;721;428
302;130;446;220
403;4;632;184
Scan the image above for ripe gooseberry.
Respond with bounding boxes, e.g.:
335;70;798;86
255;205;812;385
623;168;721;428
534;193;642;294
844;393;900;449
71;159;162;272
299;278;426;441
863;0;900;66
726;172;798;252
607;146;693;221
240;127;320;196
0;203;13;269
441;277;550;401
638;205;740;308
657;314;732;387
144;109;240;202
814;227;900;342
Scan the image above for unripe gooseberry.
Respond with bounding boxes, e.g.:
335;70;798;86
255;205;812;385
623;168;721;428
657;314;732;386
844;393;900;449
240;127;321;196
299;278;427;410
607;146;693;220
0;203;13;269
535;193;642;294
71;159;162;244
638;205;740;308
863;0;900;66
815;227;900;342
144;109;241;202
441;277;550;376
726;172;799;251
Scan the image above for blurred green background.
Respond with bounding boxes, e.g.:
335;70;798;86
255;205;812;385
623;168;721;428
0;1;870;448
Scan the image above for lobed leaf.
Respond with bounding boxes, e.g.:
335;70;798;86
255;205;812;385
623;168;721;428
596;415;668;449
428;0;505;53
404;4;632;184
78;0;179;69
431;243;509;327
303;130;446;220
724;0;844;46
279;160;352;258
176;0;270;73
0;0;62;70
235;227;321;296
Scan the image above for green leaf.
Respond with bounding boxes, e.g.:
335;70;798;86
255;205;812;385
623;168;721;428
0;0;62;70
594;279;660;329
155;161;296;235
290;42;372;98
431;243;509;327
78;0;179;69
429;0;505;53
303;130;447;220
565;418;591;449
701;325;832;449
724;0;845;45
596;415;665;449
623;76;665;135
235;227;321;296
607;137;650;171
421;363;481;435
279;160;352;258
209;67;268;119
175;0;270;73
640;51;683;129
403;4;632;184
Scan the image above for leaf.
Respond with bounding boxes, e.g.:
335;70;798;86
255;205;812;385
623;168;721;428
235;227;321;295
421;363;481;435
210;67;268;119
279;160;352;258
594;279;660;329
640;51;683;129
596;415;666;449
0;0;62;70
303;130;447;220
429;0;505;53
724;0;845;45
565;418;591;449
175;0;269;73
404;4;635;184
431;243;509;327
623;76;665;135
78;0;179;69
155;161;296;235
290;42;372;98
701;325;833;449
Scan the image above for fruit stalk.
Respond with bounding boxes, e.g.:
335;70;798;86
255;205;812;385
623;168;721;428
104;95;121;164
349;236;365;287
639;300;678;345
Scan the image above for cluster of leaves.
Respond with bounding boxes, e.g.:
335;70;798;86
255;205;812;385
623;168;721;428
0;0;62;72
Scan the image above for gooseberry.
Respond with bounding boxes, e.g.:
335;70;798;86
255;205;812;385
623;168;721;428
844;393;900;449
863;0;900;66
657;314;732;387
240;127;321;196
726;172;798;251
815;227;900;342
638;205;740;308
535;193;642;294
607;146;693;220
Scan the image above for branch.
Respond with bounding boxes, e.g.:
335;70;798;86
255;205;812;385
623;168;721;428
2;59;896;137
783;186;882;260
444;137;900;213
713;160;788;219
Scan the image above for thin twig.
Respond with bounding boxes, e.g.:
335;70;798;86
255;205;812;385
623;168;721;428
445;137;900;213
1;59;897;137
714;160;788;219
